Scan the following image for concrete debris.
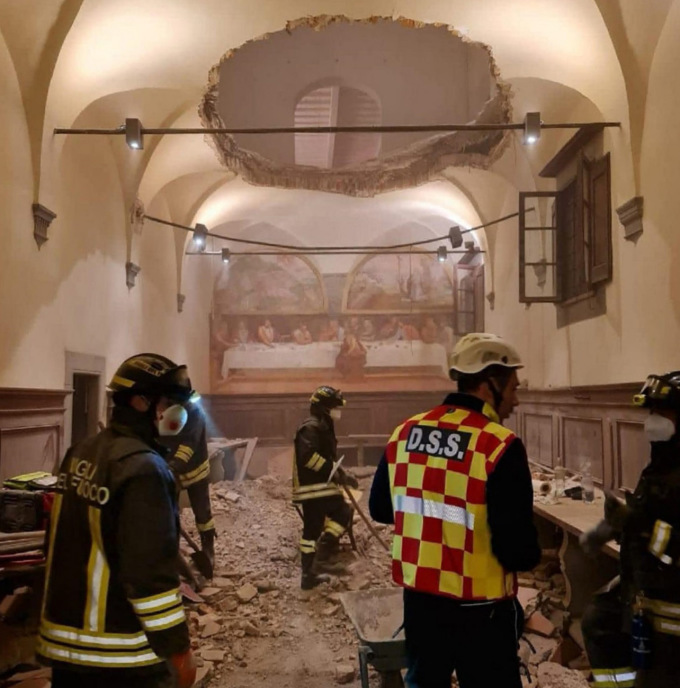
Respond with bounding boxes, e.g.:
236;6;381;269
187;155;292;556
200;620;222;638
334;663;355;684
537;662;590;687
236;583;258;603
201;648;226;662
223;491;240;503
525;611;557;638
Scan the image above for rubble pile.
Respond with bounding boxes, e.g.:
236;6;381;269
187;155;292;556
517;550;590;688
180;472;394;687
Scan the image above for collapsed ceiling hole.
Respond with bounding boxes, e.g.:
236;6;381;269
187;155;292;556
199;15;512;197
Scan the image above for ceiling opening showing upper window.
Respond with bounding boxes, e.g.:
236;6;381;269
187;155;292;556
294;85;382;169
200;15;512;197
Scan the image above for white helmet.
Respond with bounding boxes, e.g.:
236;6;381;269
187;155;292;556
448;333;523;379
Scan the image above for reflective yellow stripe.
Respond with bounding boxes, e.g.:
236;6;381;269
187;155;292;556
84;507;109;632
300;538;316;553
38;637;162;668
305;452;326;472
41;621;149;648
42;494;63;617
324;518;345;537
645;598;680;618
591;667;636;686
183;459;210;481
138;607;186;633
652;615;680;636
111;375;135;389
197;519;215;533
129;589;181;613
180;465;210;488
174;445;194;463
649;520;673;563
292;483;342;502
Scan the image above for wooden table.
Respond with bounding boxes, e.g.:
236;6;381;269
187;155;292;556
533;489;620;616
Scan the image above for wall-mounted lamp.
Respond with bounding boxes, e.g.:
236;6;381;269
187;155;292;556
437;246;448;262
523;112;541;145
125;118;144;150
221;248;231;264
193;223;207;252
449;225;463;249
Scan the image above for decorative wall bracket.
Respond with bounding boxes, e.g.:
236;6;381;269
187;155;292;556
125;261;141;289
177;293;186;313
486;291;495;311
32;203;57;249
616;196;643;241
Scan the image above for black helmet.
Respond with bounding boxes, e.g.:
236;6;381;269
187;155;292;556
310;385;346;411
108;353;194;403
633;371;680;410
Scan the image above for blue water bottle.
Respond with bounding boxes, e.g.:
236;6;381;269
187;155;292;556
631;595;652;669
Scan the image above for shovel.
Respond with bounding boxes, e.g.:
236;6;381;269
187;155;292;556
179;526;213;580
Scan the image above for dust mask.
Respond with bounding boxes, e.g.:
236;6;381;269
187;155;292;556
330;408;342;421
644;413;675;443
157;404;188;436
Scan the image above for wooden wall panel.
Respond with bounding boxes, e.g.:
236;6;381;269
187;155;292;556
524;413;554;467
0;389;68;482
562;416;604;479
614;420;647;492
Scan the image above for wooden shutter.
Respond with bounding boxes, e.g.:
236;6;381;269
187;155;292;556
474;264;485;331
588;153;612;285
519;192;560;303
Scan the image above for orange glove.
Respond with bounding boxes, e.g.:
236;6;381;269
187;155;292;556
169;648;197;688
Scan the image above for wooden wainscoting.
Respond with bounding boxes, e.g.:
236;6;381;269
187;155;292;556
507;383;646;491
0;388;69;482
206;383;648;489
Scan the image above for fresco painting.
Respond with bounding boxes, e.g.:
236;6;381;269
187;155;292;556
210;252;483;394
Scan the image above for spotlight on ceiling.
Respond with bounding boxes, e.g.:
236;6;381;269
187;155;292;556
437;246;448;263
125;118;144;150
523;112;541;145
449;225;463;249
221;248;231;264
193;223;207;252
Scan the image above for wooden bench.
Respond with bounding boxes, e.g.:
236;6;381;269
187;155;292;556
533;488;620;616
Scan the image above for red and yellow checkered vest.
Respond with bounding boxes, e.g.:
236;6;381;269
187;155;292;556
386;402;518;601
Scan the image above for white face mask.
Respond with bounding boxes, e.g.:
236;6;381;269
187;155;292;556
644;413;675;443
330;408;342;421
157;404;188;436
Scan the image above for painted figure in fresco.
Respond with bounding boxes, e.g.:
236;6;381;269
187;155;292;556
318;319;343;342
438;318;456;352
257;319;276;347
360;319;376;341
378;316;403;341
234;320;250;344
400;319;422;341
210;317;232;381
335;333;368;380
420;316;439;344
293;323;313;345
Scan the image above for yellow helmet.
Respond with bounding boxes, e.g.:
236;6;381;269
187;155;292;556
448;333;523;379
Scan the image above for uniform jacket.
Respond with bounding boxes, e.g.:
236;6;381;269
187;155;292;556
161;402;210;489
38;406;190;672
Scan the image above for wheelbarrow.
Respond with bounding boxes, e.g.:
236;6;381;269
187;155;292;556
340;588;407;688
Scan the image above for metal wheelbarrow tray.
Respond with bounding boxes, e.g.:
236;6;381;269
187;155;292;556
340;588;407;688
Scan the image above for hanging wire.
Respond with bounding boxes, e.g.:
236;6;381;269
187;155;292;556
144;209;528;254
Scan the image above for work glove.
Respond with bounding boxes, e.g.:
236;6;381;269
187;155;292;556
579;519;617;557
604;490;629;532
169;648;197;688
336;466;359;489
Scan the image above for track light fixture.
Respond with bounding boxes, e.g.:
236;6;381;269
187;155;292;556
523;112;541;145
193;223;207;252
221;248;230;264
449;226;463;249
437;246;448;262
125;118;144;150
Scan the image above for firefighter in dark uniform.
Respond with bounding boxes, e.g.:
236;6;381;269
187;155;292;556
369;333;541;688
293;385;358;590
160;396;216;578
38;354;197;688
581;371;680;688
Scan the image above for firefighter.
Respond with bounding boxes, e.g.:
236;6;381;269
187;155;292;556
160;394;216;578
293;385;359;590
38;353;197;688
369;333;541;688
581;371;680;688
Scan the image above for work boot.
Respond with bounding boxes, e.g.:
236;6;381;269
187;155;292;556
314;532;348;574
301;552;331;590
199;530;216;578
